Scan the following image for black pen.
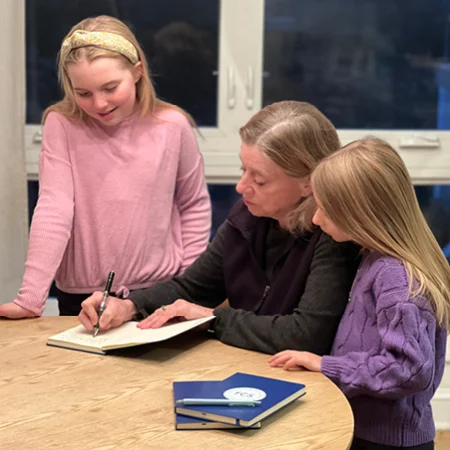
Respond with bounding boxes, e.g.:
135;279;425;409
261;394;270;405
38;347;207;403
93;271;115;337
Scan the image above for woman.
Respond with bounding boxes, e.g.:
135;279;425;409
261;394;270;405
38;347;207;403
79;101;360;355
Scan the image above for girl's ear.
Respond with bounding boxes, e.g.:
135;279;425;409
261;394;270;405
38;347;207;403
299;175;312;197
133;61;143;83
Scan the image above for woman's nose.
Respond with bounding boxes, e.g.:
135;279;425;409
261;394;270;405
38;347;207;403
236;175;249;195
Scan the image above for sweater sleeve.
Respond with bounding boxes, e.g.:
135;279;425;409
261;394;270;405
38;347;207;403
174;119;211;272
212;233;360;354
321;266;436;400
127;221;228;317
13;113;74;315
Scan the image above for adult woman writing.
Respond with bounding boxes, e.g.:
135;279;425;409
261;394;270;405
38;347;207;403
79;101;360;354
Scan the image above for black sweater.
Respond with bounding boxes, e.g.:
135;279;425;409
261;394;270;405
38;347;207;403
128;202;360;354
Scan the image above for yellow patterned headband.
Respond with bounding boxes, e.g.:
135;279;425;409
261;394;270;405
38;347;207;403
60;30;139;64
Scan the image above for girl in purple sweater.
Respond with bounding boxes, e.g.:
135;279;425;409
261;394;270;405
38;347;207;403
0;16;211;319
269;138;450;449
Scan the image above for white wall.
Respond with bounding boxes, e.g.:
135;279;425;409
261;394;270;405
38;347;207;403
0;0;27;303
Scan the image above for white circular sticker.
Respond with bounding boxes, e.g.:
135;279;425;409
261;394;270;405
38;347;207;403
223;387;267;401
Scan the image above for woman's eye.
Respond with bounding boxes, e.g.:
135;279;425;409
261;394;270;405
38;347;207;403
105;86;117;93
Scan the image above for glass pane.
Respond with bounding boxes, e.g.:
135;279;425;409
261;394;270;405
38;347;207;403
416;185;450;262
26;0;219;126
263;0;449;129
208;185;242;238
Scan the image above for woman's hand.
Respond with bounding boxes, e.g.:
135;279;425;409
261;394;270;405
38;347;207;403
78;292;136;332
0;302;38;319
269;350;322;372
137;299;213;329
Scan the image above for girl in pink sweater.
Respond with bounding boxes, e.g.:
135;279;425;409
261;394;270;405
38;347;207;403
0;16;211;318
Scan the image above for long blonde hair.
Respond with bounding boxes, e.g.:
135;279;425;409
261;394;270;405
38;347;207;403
42;15;194;125
239;101;340;232
312;137;450;329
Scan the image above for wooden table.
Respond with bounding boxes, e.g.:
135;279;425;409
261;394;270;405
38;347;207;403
0;317;353;449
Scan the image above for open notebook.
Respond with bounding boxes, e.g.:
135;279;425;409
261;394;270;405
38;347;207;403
47;316;214;355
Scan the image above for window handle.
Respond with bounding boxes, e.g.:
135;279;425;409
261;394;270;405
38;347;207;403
33;131;43;143
246;66;254;109
227;66;236;109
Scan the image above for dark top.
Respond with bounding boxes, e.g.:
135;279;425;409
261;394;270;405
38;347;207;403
129;200;360;354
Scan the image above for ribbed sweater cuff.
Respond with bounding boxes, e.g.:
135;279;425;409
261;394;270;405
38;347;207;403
13;298;44;316
321;355;348;383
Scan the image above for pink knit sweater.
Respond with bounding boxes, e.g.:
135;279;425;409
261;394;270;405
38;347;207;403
14;108;211;315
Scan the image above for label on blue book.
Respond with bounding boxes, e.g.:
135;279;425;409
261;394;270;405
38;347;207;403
173;372;306;427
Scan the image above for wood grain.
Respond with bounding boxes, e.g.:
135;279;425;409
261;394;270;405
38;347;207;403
0;317;354;449
436;430;450;449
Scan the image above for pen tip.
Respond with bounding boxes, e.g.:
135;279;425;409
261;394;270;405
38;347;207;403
93;328;99;338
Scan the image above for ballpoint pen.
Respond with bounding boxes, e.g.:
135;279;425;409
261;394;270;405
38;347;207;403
93;271;115;337
175;398;261;407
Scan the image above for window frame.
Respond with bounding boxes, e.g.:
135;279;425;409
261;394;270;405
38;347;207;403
24;0;450;185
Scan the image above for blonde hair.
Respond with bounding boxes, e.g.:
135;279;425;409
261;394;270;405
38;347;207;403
239;101;340;231
312;137;450;329
42;15;194;125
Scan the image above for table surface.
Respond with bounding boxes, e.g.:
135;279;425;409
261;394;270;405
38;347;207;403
0;317;354;450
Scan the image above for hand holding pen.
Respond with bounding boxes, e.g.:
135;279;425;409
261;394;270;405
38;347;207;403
93;271;115;337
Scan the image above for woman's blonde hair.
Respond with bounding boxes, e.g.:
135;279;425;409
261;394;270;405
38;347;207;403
239;100;340;231
42;15;194;125
312;137;450;329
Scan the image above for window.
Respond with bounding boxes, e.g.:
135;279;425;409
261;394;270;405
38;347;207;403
27;0;220;127
25;0;264;183
262;0;450;183
25;0;450;183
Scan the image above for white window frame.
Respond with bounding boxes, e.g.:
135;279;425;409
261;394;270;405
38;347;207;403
24;0;450;185
24;0;265;184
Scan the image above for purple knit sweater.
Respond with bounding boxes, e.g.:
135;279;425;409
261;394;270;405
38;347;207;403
321;252;447;447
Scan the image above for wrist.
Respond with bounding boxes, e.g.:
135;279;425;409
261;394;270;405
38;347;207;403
122;299;138;321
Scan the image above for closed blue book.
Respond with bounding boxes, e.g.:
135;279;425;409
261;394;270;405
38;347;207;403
174;372;306;427
175;414;261;430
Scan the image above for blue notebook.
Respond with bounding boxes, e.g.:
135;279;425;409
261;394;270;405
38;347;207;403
175;414;261;430
173;372;306;427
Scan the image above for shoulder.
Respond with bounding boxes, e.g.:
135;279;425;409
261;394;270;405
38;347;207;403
365;254;435;315
314;231;361;260
366;253;409;290
152;107;192;131
363;253;415;306
43;111;82;135
43;111;68;129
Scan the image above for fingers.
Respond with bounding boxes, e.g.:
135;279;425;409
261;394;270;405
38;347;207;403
136;299;213;330
268;350;291;367
78;310;94;331
282;358;301;371
79;292;103;330
269;350;306;371
79;295;134;333
98;304;118;331
137;305;176;329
